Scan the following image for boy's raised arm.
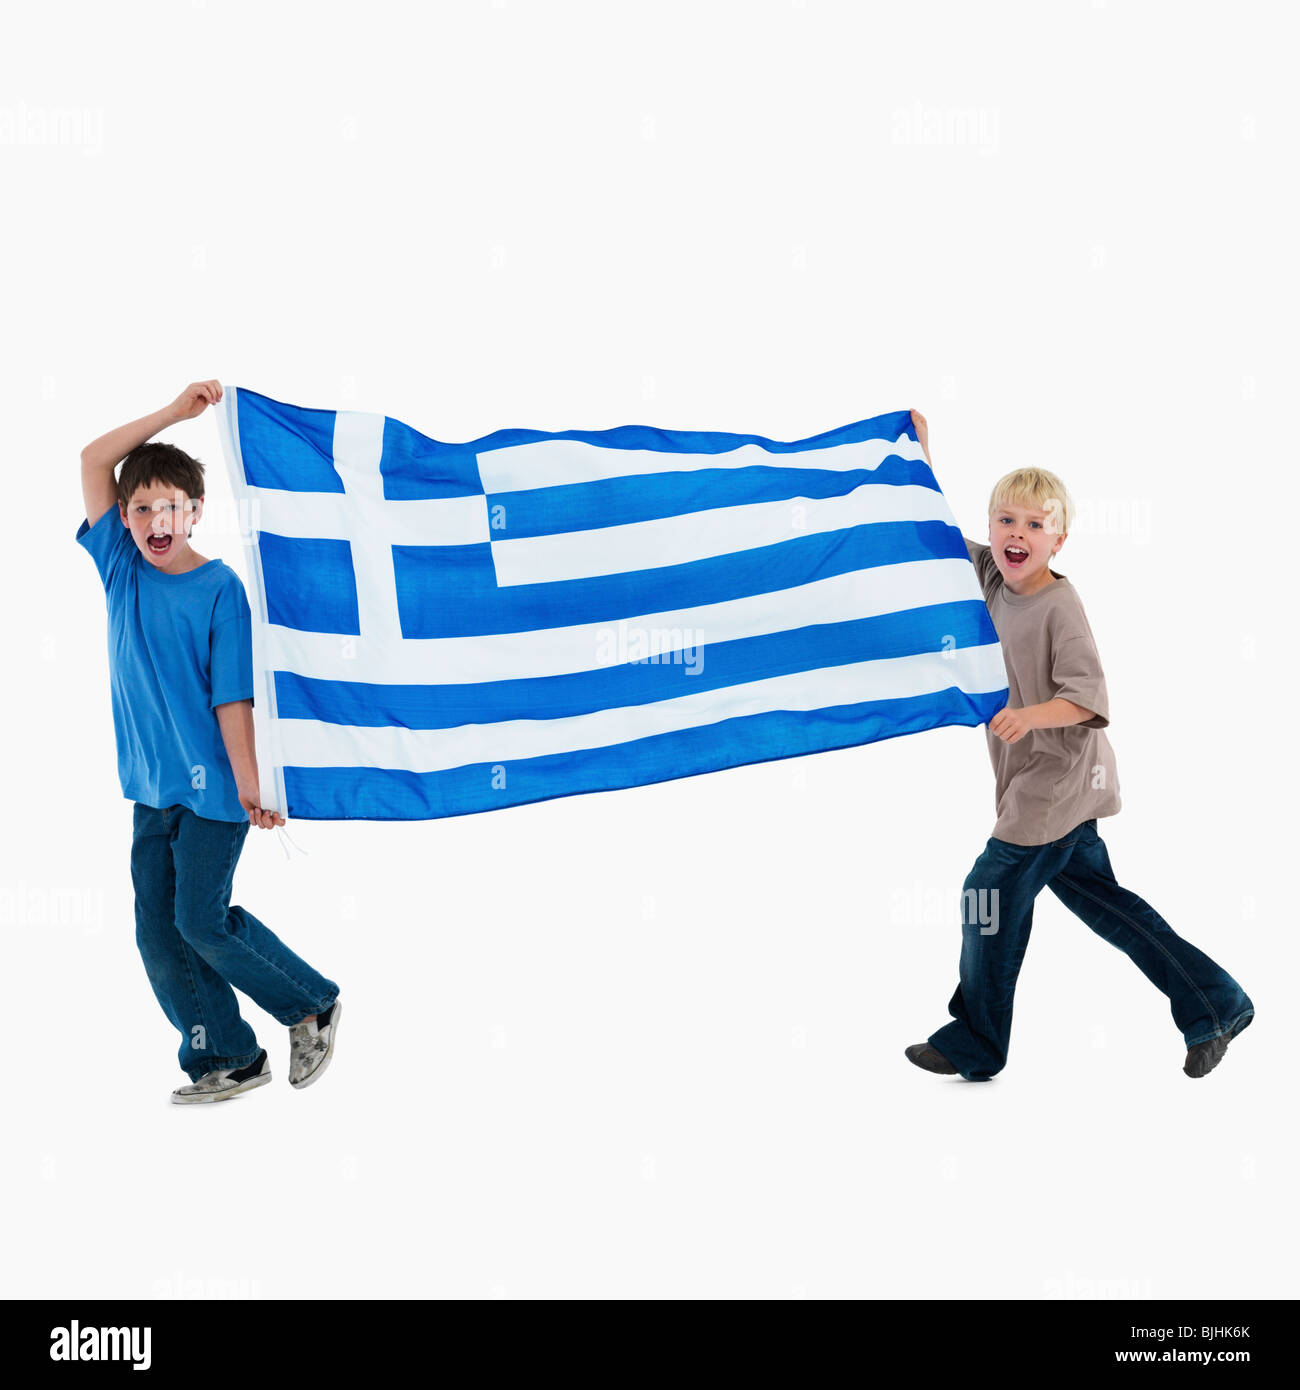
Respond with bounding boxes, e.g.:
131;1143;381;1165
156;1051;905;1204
912;408;983;553
80;381;223;529
910;408;931;467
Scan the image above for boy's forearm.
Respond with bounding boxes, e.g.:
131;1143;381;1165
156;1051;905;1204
81;404;179;475
215;699;259;794
1030;698;1097;729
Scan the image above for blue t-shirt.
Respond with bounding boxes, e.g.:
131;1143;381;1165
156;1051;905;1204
76;504;256;822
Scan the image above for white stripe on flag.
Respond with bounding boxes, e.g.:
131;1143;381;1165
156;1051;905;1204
262;556;984;684
490;482;955;586
475;433;927;494
275;640;1008;773
246;484;488;547
332;410;405;644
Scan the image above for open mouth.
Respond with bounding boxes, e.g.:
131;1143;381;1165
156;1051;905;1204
147;534;173;557
1004;545;1029;568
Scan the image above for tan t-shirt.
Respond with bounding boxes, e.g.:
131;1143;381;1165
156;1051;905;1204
966;538;1121;845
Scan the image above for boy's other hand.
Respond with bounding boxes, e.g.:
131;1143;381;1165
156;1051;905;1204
238;785;285;829
167;380;223;423
989;705;1034;744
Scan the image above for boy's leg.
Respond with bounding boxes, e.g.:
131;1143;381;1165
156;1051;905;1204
170;807;339;1027
926;828;1082;1080
130;803;261;1081
1046;820;1254;1048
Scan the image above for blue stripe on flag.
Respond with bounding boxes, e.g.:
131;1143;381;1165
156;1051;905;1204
392;519;968;638
280;685;1008;820
486;456;939;539
461;409;917;463
272;600;995;729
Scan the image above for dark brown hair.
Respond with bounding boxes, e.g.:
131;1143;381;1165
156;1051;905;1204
117;441;205;510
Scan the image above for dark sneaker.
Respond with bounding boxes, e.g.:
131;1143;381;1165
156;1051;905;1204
905;1043;958;1075
288;998;342;1090
1184;1015;1250;1079
171;1049;271;1104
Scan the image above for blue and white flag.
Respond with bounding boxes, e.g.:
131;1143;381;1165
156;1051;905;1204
213;387;1008;820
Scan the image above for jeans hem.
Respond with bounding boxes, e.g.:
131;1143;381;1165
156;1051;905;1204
1184;1008;1254;1049
277;991;339;1027
189;1048;260;1081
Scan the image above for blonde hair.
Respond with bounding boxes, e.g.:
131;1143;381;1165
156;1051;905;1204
988;467;1075;536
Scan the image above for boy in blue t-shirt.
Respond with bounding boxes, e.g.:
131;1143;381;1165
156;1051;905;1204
78;379;342;1104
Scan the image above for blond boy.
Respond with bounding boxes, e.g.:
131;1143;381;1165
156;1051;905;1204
905;411;1252;1081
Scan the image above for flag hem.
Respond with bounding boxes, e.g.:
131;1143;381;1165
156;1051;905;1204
213;385;289;816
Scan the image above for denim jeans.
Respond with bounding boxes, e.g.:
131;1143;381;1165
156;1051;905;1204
928;818;1254;1081
130;802;339;1081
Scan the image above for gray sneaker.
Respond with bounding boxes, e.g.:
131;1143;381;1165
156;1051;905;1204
288;999;342;1090
171;1049;271;1104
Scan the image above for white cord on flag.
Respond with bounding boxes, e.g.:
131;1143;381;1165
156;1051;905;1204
274;823;309;859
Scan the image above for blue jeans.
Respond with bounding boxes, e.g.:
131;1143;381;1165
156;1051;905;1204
130;802;339;1081
928;819;1254;1081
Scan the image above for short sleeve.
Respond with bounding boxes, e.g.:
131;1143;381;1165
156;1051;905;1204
76;505;133;591
209;578;255;709
1050;632;1109;728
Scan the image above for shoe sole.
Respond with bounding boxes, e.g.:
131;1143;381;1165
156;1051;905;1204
290;999;342;1090
905;1045;958;1076
171;1071;272;1104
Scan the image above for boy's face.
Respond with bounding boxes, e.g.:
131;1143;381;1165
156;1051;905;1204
120;481;204;572
988;500;1065;590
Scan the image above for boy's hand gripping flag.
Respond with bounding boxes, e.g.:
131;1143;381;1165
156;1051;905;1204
213;387;1009;820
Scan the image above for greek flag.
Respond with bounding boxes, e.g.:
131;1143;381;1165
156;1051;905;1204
214;387;1008;820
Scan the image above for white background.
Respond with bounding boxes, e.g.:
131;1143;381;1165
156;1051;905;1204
3;0;1296;1299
